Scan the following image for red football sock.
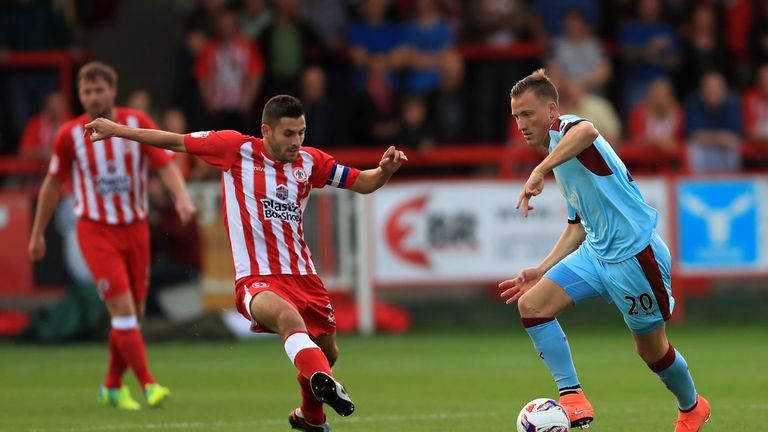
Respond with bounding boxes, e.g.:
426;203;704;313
284;332;332;380
297;372;326;425
104;329;128;388
112;328;156;387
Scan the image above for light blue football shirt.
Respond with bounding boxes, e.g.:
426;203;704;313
548;114;658;262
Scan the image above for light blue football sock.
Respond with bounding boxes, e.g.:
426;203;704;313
523;318;580;390
652;347;698;411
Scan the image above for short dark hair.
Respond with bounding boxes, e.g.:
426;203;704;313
510;68;559;104
78;61;118;87
262;95;304;126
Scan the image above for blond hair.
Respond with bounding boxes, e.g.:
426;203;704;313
510;68;559;104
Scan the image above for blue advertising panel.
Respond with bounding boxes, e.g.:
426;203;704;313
677;180;758;271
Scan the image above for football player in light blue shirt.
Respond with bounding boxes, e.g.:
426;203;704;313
500;69;710;431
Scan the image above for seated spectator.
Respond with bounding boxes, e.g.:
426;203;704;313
195;8;264;131
399;0;455;95
348;0;402;88
18;91;70;160
239;0;273;40
399;94;434;151
677;3;732;97
550;9;611;94
685;72;742;173
628;78;684;153
619;0;679;114
560;80;623;146
742;64;768;144
348;54;401;145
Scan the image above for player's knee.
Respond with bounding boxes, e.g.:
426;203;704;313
274;309;305;335
517;294;545;318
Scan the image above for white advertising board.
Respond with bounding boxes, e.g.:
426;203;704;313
369;178;670;285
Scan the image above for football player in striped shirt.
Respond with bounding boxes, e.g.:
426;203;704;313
84;95;407;431
29;62;196;410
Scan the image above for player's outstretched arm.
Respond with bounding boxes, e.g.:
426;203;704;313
349;146;408;194
84;118;186;152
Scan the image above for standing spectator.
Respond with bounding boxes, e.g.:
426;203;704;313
742;64;768;144
239;0;273;40
258;0;324;98
348;0;402;88
195;8;264;131
685;72;742;173
619;0;679;114
399;0;455;95
300;0;348;53
126;89;159;124
628;78;684;153
550;9;611;94
18;91;70;160
348;54;401;145
677;3;732;97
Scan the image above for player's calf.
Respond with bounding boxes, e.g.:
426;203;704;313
559;391;594;429
310;372;355;417
289;408;331;431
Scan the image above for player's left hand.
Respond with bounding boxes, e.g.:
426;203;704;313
84;118;122;142
516;169;545;217
379;146;408;174
175;198;198;225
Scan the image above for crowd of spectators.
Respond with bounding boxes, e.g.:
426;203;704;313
3;0;768;175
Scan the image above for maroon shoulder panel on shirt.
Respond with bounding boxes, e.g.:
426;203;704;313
576;144;613;176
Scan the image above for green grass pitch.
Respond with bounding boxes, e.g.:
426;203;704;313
1;323;765;431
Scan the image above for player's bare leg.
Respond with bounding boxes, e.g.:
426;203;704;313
518;278;594;429
633;326;709;431
250;291;354;425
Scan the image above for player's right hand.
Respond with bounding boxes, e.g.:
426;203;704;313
28;234;46;261
84;118;121;142
499;267;543;304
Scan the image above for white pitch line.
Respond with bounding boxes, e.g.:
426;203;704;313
22;411;507;432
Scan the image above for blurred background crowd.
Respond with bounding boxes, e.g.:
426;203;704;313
3;0;768;178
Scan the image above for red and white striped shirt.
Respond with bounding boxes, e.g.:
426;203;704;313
184;130;361;279
48;108;173;225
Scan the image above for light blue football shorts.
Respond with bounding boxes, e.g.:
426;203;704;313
544;233;675;336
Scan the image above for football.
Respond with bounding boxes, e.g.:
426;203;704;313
516;398;571;432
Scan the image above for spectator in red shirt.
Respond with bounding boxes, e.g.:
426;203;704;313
628;78;684;153
18;91;71;160
742;63;768;144
194;8;264;131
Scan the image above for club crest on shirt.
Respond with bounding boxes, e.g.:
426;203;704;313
276;184;289;201
251;282;269;288
292;167;307;183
